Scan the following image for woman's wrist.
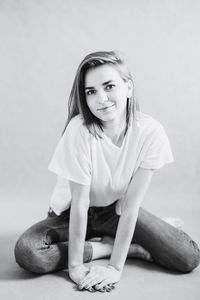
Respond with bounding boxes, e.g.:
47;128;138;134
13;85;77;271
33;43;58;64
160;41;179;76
68;263;83;271
107;263;123;274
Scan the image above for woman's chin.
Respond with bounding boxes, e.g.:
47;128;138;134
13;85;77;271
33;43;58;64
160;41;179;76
100;117;116;123
97;112;117;122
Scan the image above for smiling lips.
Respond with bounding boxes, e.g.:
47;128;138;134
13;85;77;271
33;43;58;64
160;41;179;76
98;104;115;111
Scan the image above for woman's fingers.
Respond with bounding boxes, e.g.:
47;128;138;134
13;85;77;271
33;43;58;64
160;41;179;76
78;283;115;293
78;265;117;292
79;274;104;290
94;284;114;293
95;280;112;290
78;273;95;288
108;283;116;290
87;287;96;293
78;286;96;293
99;284;114;292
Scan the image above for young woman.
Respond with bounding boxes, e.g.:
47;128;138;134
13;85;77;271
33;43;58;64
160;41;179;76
14;51;200;293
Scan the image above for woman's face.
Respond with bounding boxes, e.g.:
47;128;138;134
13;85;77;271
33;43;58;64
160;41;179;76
84;64;132;124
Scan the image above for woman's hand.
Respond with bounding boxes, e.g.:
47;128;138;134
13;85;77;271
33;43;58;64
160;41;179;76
78;265;121;292
69;264;90;286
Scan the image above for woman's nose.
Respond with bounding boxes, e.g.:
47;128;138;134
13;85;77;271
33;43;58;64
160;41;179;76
97;90;108;104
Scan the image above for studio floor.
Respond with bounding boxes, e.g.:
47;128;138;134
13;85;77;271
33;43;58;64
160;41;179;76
0;193;200;300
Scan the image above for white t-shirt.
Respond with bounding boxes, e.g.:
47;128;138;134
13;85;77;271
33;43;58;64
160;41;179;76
48;112;174;215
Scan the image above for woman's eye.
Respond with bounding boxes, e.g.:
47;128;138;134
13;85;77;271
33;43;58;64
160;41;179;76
106;84;115;90
86;90;96;96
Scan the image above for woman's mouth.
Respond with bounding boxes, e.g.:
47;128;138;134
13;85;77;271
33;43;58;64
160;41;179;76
97;104;115;112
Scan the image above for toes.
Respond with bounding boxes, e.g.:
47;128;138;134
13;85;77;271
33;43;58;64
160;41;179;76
132;244;153;261
142;249;153;261
145;252;153;262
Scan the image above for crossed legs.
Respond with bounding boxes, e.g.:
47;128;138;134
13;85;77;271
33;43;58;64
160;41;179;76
14;206;200;274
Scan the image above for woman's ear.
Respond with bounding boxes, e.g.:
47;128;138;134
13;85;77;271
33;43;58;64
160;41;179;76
127;80;133;98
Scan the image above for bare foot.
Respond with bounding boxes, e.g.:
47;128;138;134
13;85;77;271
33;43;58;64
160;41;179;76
100;236;153;261
129;244;153;261
88;217;184;263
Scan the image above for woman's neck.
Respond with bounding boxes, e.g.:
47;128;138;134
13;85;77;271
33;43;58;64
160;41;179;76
102;115;127;146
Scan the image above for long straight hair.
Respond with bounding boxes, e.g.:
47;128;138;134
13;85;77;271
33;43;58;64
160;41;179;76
62;50;139;137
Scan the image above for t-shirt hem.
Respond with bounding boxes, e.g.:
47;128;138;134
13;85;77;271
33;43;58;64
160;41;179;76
140;159;174;170
48;166;91;186
49;204;69;216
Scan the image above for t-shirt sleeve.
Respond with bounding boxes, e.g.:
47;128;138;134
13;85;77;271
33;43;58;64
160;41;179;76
48;116;92;185
140;122;174;170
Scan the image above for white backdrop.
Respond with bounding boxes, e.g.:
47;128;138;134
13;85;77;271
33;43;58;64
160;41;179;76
0;0;200;230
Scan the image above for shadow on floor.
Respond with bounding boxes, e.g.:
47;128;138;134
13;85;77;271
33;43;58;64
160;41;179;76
126;258;185;275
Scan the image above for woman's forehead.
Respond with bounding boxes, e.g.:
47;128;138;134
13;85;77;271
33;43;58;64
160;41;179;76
84;64;122;87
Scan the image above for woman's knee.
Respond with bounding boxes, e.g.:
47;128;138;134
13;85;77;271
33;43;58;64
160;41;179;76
169;239;200;273
14;234;52;274
179;244;200;273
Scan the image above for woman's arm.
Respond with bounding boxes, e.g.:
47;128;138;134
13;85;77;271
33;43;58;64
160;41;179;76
79;167;154;290
68;180;90;283
109;167;154;272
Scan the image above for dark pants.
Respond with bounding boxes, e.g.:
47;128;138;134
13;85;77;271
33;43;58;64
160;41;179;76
14;202;200;274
